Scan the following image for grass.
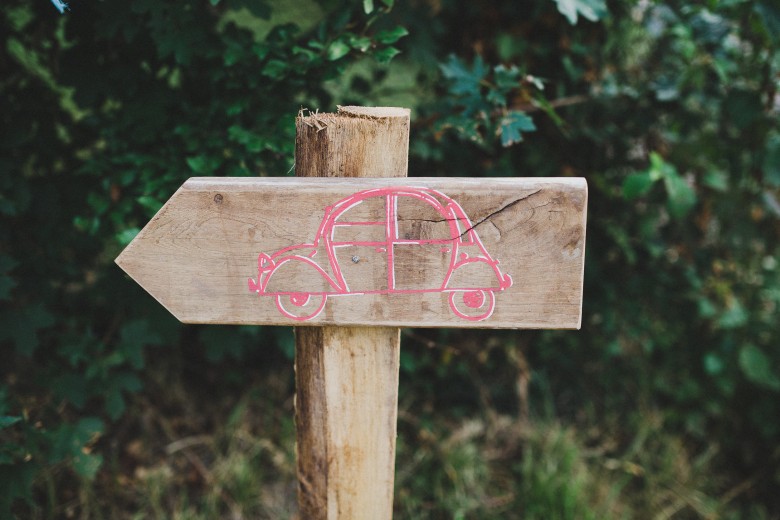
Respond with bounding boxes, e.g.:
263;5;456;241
19;339;770;519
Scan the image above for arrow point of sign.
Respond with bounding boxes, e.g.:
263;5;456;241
115;233;187;324
114;183;197;324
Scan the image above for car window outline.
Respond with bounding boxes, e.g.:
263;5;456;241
328;196;388;247
393;193;456;244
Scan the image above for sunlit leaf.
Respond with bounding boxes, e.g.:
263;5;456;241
440;55;488;96
327;40;351;61
663;171;697;219
552;0;607;24
116;228;140;246
498;111;535;147
73;453;103;480
0;416;21;429
373;46;401;64
375;26;408;45
739;344;780;391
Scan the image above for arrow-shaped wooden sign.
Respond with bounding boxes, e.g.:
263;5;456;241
116;176;587;329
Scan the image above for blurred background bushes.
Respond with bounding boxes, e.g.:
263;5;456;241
1;0;778;517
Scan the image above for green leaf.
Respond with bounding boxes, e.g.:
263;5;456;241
0;416;21;429
703;353;724;376
137;195;163;216
105;386;126;420
363;0;374;14
663;171;696;219
724;89;764;131
754;1;780;45
623;172;656;199
440;55;488;97
186;155;210;174
702;170;728;191
49;418;104;464
102;372;142;420
119;319;162;369
209;0;221;5
552;0;607;25
228;126;265;153
116;228;140;247
498;111;536;147
0;303;55;356
51;373;88;409
375;26;408;45
64;419;105;479
373;46;400;64
348;35;372;52
327;40;351;61
648;152;672;180
494;64;520;90
718;298;748;329
739;344;780;391
261;59;287;78
202;326;246;362
73;453;103;480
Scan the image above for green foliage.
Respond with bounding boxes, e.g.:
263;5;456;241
623;152;697;219
552;0;608;25
1;0;779;517
437;55;541;149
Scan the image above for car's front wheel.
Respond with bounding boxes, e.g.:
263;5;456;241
275;293;327;321
448;290;495;321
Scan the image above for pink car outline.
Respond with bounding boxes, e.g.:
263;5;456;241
248;186;512;321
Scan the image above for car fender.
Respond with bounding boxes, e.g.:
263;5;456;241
445;258;504;291
262;256;340;295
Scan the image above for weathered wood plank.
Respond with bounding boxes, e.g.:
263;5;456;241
115;176;587;329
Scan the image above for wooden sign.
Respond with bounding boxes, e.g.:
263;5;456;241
116;176;587;329
118;106;588;519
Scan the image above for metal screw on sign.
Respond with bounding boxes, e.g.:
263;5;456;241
116;106;588;519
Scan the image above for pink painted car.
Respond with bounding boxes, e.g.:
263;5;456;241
248;187;512;321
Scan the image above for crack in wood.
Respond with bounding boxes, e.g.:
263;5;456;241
460;189;541;238
394;189;542;239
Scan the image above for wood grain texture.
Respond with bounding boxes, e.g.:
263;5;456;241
295;327;400;519
115;177;587;329
294;106;406;520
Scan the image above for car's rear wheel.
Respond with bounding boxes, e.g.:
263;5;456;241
276;293;327;321
448;290;495;321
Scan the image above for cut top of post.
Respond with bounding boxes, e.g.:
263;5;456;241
296;106;411;180
336;106;410;118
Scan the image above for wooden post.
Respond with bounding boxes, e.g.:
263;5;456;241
294;106;409;519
